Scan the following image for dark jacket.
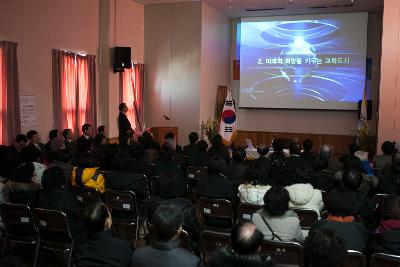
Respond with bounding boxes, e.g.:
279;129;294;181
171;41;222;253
6;182;41;208
198;172;238;205
77;135;94;155
131;239;201;267
118;112;132;137
188;151;209;168
310;219;368;252
183;143;198;157
7;145;24;172
285;155;312;176
251;157;272;176
77;230;133;267
300;151;316;163
223;162;249;186
368;230;400;255
207;248;275;267
37;189;88;243
208;146;231;164
106;171;147;199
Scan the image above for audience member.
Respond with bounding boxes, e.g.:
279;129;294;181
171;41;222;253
127;144;150;177
319;144;343;175
8;134;27;171
77;202;133;267
208;135;230;164
154;145;185;182
374;141;395;170
91;133;107;165
131;205;201;267
188;140;209;167
285;142;311;178
37;166;88;243
223;148;248;185
164;132;182;153
0;145;13;179
71;155;105;193
207;222;276;267
238;166;271;205
141;131;160;162
375;158;400;195
21;146;47;183
45;129;63;151
305;228;347;267
25;130;45;157
5;163;40;207
77;124;94;155
252;186;303;242
310;189;368;251
62;128;77;155
183;132;199;156
268;152;294;186
97;125;106;135
310;156;338;192
300;139;315;163
369;196;400;255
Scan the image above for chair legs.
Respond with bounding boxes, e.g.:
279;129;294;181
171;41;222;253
32;239;40;267
66;245;73;267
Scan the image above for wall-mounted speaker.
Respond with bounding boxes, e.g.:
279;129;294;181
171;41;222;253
357;100;372;120
114;46;131;72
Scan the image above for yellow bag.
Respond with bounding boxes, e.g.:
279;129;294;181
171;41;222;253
71;166;105;193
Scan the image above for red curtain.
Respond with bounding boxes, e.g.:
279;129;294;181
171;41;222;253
120;64;145;133
53;50;96;136
0;41;20;145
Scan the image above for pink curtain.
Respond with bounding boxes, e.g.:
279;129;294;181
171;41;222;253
53;50;96;136
120;64;145;133
0;41;20;145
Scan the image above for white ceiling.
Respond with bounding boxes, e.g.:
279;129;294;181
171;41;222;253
134;0;383;17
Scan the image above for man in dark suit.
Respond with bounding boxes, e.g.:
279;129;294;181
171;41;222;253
77;124;94;155
62;128;77;156
118;103;133;145
8;134;28;170
250;144;272;178
285;142;312;179
24;130;46;161
183;132;198;156
223;148;248;186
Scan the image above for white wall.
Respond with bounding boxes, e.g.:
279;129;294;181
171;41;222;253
230;13;382;136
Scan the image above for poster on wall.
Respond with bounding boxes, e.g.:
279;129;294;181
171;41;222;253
20;95;36;126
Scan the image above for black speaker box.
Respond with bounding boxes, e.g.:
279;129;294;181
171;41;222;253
357;99;372;120
114;46;131;72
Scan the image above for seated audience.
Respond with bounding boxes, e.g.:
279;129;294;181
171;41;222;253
154;145;185;182
77;123;94;155
311;156;338;192
140;131;160;162
304;228;347;267
45;129;63;151
250;144;271;178
183;132;199;156
48;149;73;183
208;134;230;164
25;130;45;158
300;139;315;163
375;157;400;195
188;140;209;168
62;128;77;156
90;133;107;165
319;144;343;175
309;190;368;251
374;141;395;170
71;155;105;193
5;163;40;207
0;145;13;179
97;125;106;135
223;148;248;186
164;132;182;153
106;152;147;199
77;202;133;267
21;146;47;183
149;170;200;248
131;205;201;267
207;222;276;267
8;134;27;170
238;166;270;205
285;142;311;178
368;196;400;255
127;144;150;177
268;152;294;186
252;186;303;242
198;155;237;205
37;166;88;243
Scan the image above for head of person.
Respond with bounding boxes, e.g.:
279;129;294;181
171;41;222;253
293;164;313;183
231;222;264;255
83;202;112;234
197;140;208;152
97;125;106;135
325;190;355;217
151;205;184;242
303;139;313;152
188;132;198;144
305;228;347;267
244;164;267;185
153;169;186;199
41;166;66;191
14;134;27;151
289;142;301;156
26;130;39;143
232;148;246;163
62;129;73;140
119;103;128;113
208;154;227;173
381;141;395;156
257;144;269;157
342;168;363;191
319;144;333;159
211;134;223;148
10;163;35;183
82;124;92;136
272;139;283;152
48;129;59;140
348;142;360;155
263;186;290;216
94;133;106;145
271;152;286;170
164;132;175;148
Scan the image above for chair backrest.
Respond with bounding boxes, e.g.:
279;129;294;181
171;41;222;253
291;208;318;229
260;239;304;267
343;250;366;267
370;252;400;267
186;166;207;188
199;197;234;231
103;190;138;222
373;194;390;211
33;208;72;246
200;230;231;263
0;203;37;242
72;187;101;205
237;203;262;222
